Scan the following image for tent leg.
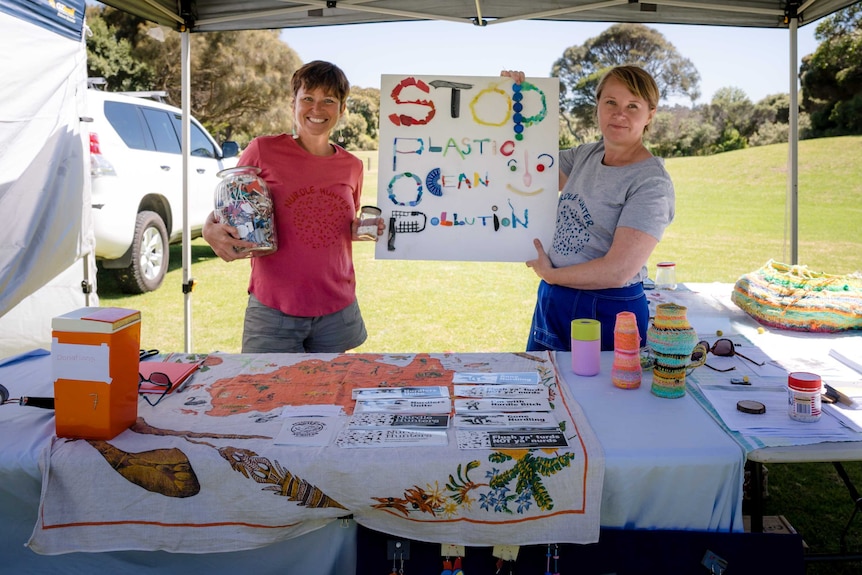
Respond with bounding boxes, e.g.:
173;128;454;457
182;30;193;353
787;17;799;265
83;251;95;306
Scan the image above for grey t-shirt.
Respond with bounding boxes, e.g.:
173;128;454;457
549;140;675;286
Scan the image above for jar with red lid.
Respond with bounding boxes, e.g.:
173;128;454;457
655;262;677;290
787;371;822;422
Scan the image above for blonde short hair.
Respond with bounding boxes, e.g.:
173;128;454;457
596;66;659;133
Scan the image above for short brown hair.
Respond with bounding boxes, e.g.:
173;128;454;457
291;60;350;105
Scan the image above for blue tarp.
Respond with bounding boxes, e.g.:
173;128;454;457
0;0;85;40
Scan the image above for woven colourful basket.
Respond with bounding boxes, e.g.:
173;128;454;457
731;260;862;332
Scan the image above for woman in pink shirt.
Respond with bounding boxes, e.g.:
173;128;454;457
203;61;383;353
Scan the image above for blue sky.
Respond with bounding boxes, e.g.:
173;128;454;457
280;19;823;106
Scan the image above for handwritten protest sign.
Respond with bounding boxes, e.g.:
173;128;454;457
375;74;559;261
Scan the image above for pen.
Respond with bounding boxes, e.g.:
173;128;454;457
174;375;194;393
173;360;206;393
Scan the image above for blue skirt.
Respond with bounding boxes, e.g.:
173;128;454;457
526;280;648;352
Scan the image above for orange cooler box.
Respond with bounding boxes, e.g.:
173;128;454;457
51;307;141;439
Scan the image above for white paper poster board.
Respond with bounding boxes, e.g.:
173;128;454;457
375;75;559;261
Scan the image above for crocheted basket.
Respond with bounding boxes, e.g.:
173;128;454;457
731;260;862;332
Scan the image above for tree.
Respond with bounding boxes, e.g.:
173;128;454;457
551;23;700;130
557;113;581;149
800;4;862;136
190;30;302;144
86;6;301;145
85;6;153;91
648;106;704;157
345;87;380;150
701;87;756;152
748;93;802;146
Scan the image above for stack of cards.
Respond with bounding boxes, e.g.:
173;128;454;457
452;372;567;450
334;372;568;450
336;386;451;448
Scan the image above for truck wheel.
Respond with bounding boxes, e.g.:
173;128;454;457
114;210;169;294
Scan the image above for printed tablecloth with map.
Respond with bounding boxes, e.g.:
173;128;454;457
29;352;604;554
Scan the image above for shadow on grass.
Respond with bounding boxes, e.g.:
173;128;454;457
97;241;217;296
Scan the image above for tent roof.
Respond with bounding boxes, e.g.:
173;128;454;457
100;0;859;32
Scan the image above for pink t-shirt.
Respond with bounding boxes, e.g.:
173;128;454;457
239;134;363;317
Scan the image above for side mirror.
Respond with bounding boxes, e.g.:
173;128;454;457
221;141;239;158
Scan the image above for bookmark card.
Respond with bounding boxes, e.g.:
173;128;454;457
452;372;541;385
280;404;344;417
353;397;452;414
453;384;548;399
453;412;558;429
347;413;450;429
351;386;449;400
273;416;343;446
455;397;552;413
335;428;449;448
456;430;569;450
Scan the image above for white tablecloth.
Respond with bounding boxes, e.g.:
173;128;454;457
556;351;745;532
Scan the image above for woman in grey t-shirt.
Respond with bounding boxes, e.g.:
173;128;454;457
503;66;675;351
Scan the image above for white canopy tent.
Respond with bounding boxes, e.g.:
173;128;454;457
96;0;856;30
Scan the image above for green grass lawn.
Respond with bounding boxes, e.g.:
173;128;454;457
98;136;862;571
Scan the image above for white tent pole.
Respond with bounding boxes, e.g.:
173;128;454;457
84;252;94;307
788;16;799;265
182;30;193;352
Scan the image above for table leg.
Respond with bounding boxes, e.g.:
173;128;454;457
750;461;764;533
832;461;861;554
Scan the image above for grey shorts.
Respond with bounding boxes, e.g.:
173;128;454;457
242;294;368;353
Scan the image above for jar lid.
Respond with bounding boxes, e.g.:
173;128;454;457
217;165;262;178
657;262;676;268
737;400;766;414
788;371;822;391
571;319;601;341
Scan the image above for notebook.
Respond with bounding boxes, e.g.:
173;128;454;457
139;360;202;394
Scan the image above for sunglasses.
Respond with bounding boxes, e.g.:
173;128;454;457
139;348;159;361
690;338;765;372
139;371;173;406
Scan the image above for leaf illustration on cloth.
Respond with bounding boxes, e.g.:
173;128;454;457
219;446;347;509
445;460;482;506
371;451;574;519
488;450;575;512
95;417;345;508
87;440;200;498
